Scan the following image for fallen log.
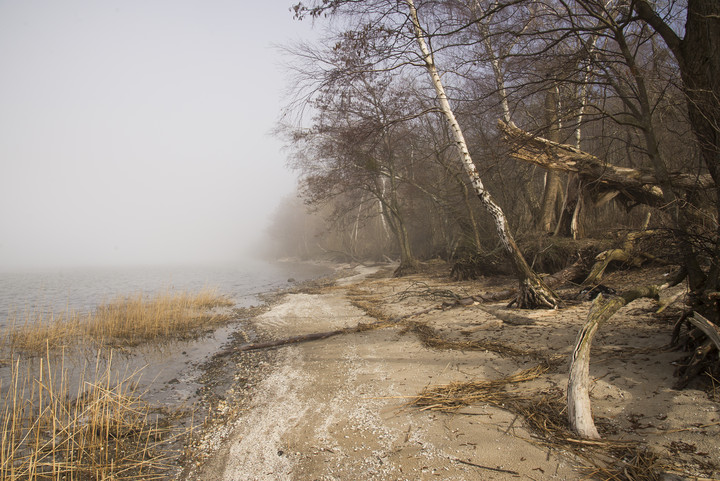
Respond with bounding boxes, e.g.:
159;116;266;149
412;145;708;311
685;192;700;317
688;312;720;349
582;230;665;286
567;286;661;439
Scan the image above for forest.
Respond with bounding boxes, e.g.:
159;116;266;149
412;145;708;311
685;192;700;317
265;0;719;388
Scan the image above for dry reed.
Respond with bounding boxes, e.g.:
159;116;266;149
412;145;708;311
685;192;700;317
0;349;174;480
4;288;234;355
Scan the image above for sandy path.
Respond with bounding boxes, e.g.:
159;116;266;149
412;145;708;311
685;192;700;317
191;271;581;480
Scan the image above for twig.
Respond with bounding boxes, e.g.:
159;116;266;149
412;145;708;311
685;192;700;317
452;458;519;475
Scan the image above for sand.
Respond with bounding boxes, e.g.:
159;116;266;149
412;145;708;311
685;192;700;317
185;264;720;480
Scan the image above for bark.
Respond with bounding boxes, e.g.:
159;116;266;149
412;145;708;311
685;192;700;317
582;230;662;286
537;86;563;232
374;174;418;276
689;312;720;350
567;286;661;439
674;312;720;389
634;0;720;192
554;173;583;238
406;0;558;308
555;17;602;239
634;0;720;298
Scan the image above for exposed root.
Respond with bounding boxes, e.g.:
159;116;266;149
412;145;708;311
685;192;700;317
393;261;420;277
511;277;559;309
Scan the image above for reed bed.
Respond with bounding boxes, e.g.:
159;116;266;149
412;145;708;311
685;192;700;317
0;350;173;480
4;288;234;355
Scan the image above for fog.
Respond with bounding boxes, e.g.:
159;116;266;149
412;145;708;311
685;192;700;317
0;1;316;270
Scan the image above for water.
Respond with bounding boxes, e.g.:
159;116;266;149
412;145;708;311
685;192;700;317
0;259;333;327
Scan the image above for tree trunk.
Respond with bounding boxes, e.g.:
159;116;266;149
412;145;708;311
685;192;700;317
634;0;720;312
406;0;558;308
537;86;563;232
374;174;418;276
554;173;583;238
498;120;713;213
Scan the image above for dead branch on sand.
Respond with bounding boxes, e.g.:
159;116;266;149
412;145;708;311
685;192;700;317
567;287;661;440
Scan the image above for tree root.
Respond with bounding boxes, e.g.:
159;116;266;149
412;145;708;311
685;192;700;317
673;312;720;389
510;277;559;309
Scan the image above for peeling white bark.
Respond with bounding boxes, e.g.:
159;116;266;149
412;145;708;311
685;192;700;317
406;0;512;257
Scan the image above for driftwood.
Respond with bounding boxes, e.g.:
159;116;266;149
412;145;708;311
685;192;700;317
499;120;712;211
544;258;585;287
567;286;661;439
688;312;720;349
582;230;664;285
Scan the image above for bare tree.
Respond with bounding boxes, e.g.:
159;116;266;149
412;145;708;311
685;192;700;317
283;70;423;273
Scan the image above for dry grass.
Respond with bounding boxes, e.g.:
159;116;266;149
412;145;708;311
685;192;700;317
413;364;549;411
0;349;175;480
404;321;566;367
412;365;680;480
4;288;234;355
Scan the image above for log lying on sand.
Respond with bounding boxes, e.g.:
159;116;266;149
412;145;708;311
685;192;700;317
582;230;664;286
567;286;661;439
689;312;720;349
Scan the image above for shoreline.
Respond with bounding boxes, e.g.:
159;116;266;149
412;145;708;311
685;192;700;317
3;262;717;479
0;261;345;479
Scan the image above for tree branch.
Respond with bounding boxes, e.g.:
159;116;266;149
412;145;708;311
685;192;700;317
632;0;684;66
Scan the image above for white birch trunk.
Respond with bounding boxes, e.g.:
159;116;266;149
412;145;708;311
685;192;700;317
406;0;557;308
405;0;511;260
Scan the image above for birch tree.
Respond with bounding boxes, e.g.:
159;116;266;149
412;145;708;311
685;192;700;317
405;0;558;307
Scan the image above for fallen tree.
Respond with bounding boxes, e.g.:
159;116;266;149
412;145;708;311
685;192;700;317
582;230;667;286
498;120;713;213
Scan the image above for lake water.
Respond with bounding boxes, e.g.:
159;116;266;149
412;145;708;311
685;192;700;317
0;259;333;327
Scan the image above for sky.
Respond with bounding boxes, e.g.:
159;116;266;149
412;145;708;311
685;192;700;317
0;0;318;270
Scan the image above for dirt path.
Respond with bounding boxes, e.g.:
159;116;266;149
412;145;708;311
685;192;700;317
188;265;720;480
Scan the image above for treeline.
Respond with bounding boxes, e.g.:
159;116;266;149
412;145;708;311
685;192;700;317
265;1;717;292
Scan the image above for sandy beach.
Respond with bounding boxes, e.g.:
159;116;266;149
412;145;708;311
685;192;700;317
183;263;719;480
